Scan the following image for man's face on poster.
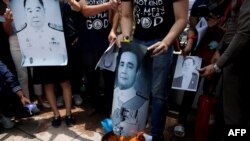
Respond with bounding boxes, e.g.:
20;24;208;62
24;0;45;30
118;52;137;90
182;58;196;75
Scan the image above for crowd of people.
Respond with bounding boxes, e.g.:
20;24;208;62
0;0;249;140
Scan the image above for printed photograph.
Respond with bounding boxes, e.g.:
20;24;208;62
172;55;202;92
10;0;67;66
111;42;151;137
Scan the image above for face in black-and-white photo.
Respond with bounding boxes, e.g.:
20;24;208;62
111;43;151;137
181;57;197;75
24;0;46;31
172;55;202;91
10;0;68;66
117;51;138;90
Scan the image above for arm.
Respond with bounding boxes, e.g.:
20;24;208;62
120;1;133;39
67;0;81;12
200;1;250;78
0;61;30;105
79;0;119;17
16;90;31;106
116;1;133;47
216;1;250;68
148;0;188;56
108;9;120;43
182;16;198;56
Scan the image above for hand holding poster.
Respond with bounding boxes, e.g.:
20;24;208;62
10;0;67;66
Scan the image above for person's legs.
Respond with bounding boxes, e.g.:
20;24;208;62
68;46;83;106
151;46;173;139
44;83;61;127
173;90;196;137
102;69;115;116
0;92;15;129
81;52;101;112
133;38;173;140
45;84;60;116
29;67;50;108
222;65;241;125
60;80;72;116
60;80;75;127
178;91;196;126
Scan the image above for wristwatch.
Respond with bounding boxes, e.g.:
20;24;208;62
213;64;221;73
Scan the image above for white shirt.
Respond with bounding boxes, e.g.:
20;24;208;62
181;74;192;89
17;24;67;66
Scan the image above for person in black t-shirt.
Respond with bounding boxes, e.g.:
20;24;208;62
117;0;188;140
66;0;120;116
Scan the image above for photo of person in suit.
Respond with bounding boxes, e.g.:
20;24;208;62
172;55;201;91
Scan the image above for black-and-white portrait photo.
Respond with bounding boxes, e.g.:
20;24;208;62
172;55;202;92
111;42;151;137
10;0;67;66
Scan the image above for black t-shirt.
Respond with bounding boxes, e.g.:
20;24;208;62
123;0;175;41
76;0;111;53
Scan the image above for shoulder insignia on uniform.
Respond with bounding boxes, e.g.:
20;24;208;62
16;23;27;33
48;22;63;32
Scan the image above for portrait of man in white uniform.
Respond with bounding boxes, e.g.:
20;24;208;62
10;0;67;66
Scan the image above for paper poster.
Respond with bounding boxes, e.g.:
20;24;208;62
95;41;118;72
111;42;151;137
194;17;208;51
172;55;202;92
10;0;67;66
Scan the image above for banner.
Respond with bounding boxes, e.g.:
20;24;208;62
10;0;67;66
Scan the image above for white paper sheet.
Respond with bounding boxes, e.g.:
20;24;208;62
194;17;208;51
95;41;118;72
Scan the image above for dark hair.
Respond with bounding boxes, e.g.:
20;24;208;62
119;42;144;71
24;0;44;8
182;56;195;66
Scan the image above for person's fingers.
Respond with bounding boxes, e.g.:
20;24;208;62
152;49;164;57
4;8;12;20
155;46;165;56
109;37;116;44
109;0;119;9
116;34;123;48
148;42;168;57
198;67;206;75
